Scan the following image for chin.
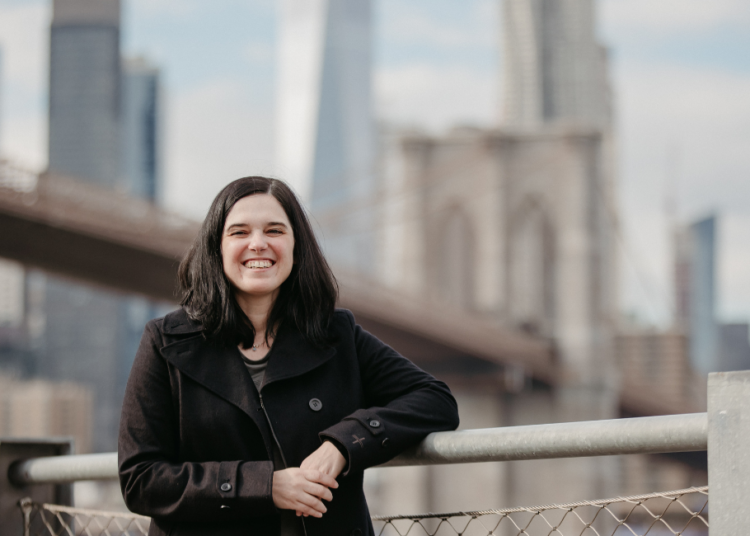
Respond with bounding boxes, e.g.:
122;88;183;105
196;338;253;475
235;286;280;302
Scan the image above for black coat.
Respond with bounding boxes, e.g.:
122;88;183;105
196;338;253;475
118;308;459;536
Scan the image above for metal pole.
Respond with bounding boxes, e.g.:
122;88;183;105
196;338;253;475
9;413;707;486
708;370;750;536
9;452;118;486
384;412;707;466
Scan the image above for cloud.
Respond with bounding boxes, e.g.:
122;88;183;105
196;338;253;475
0;2;47;91
617;211;673;326
0;1;48;166
601;0;750;35
128;0;273;20
375;63;498;132
127;0;203;19
616;63;750;215
1;112;47;169
162;79;276;219
379;0;496;51
615;61;750;324
244;42;274;64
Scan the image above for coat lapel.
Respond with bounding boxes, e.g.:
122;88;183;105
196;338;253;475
159;332;271;436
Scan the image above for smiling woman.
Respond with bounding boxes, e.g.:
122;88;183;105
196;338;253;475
175;177;337;352
220;194;296;340
118;176;460;536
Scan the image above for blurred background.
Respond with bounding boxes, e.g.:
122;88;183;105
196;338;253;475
0;0;748;516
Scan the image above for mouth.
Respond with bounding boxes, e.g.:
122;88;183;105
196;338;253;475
243;259;275;269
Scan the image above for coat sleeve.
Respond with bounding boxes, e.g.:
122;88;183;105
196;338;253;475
118;321;277;522
319;311;460;475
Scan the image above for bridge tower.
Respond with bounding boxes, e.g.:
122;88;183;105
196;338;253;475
369;0;620;512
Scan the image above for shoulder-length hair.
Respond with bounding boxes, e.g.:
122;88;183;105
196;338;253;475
178;176;338;348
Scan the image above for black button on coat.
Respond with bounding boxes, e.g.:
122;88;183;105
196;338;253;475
118;308;460;536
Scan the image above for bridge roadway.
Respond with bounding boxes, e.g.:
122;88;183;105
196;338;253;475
0;169;695;417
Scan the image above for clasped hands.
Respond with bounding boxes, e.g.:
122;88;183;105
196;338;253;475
272;440;347;518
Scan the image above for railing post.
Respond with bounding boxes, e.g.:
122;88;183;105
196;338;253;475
0;438;73;536
708;370;750;535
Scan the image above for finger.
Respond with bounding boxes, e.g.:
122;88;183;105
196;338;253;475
304;469;339;489
294;499;323;518
296;493;327;516
303;481;334;502
297;505;322;518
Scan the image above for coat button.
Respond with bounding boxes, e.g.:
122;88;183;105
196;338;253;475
220;483;232;492
381;437;390;448
369;419;380;428
309;398;323;411
220;505;230;509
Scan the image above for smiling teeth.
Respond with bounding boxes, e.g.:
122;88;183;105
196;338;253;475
246;260;273;269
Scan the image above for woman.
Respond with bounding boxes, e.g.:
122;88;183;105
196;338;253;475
119;177;460;536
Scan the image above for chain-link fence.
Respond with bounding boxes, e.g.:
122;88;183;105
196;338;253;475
19;487;707;536
373;487;708;536
18;498;150;536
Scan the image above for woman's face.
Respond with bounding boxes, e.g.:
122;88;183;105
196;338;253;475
221;194;295;307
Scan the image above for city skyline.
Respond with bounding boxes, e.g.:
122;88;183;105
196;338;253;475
0;0;749;326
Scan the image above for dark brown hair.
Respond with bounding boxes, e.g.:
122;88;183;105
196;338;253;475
178;176;338;348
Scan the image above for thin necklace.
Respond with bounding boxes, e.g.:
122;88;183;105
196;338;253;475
251;340;270;352
250;330;274;352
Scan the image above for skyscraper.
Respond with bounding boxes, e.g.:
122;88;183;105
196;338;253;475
48;0;120;185
718;323;750;372
40;0;123;452
276;0;375;270
688;216;718;373
503;0;610;128
118;56;162;414
120;57;160;201
674;215;718;374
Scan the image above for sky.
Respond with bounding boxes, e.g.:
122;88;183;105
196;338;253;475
0;0;749;326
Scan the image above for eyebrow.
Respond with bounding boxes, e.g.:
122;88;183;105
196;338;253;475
225;221;289;231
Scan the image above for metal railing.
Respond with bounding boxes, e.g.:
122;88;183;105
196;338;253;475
5;371;749;535
8;412;708;485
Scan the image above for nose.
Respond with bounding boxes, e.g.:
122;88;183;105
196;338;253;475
247;231;267;252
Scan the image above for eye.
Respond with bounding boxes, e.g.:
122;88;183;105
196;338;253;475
267;228;283;235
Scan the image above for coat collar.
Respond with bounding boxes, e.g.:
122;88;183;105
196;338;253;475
160;310;336;413
162;308;203;335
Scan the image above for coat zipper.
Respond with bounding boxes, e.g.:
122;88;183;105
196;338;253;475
259;391;309;536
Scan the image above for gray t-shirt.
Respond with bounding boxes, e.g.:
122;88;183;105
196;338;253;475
241;351;270;393
240;351;304;536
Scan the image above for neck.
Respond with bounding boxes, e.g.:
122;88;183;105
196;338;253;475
235;291;278;341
